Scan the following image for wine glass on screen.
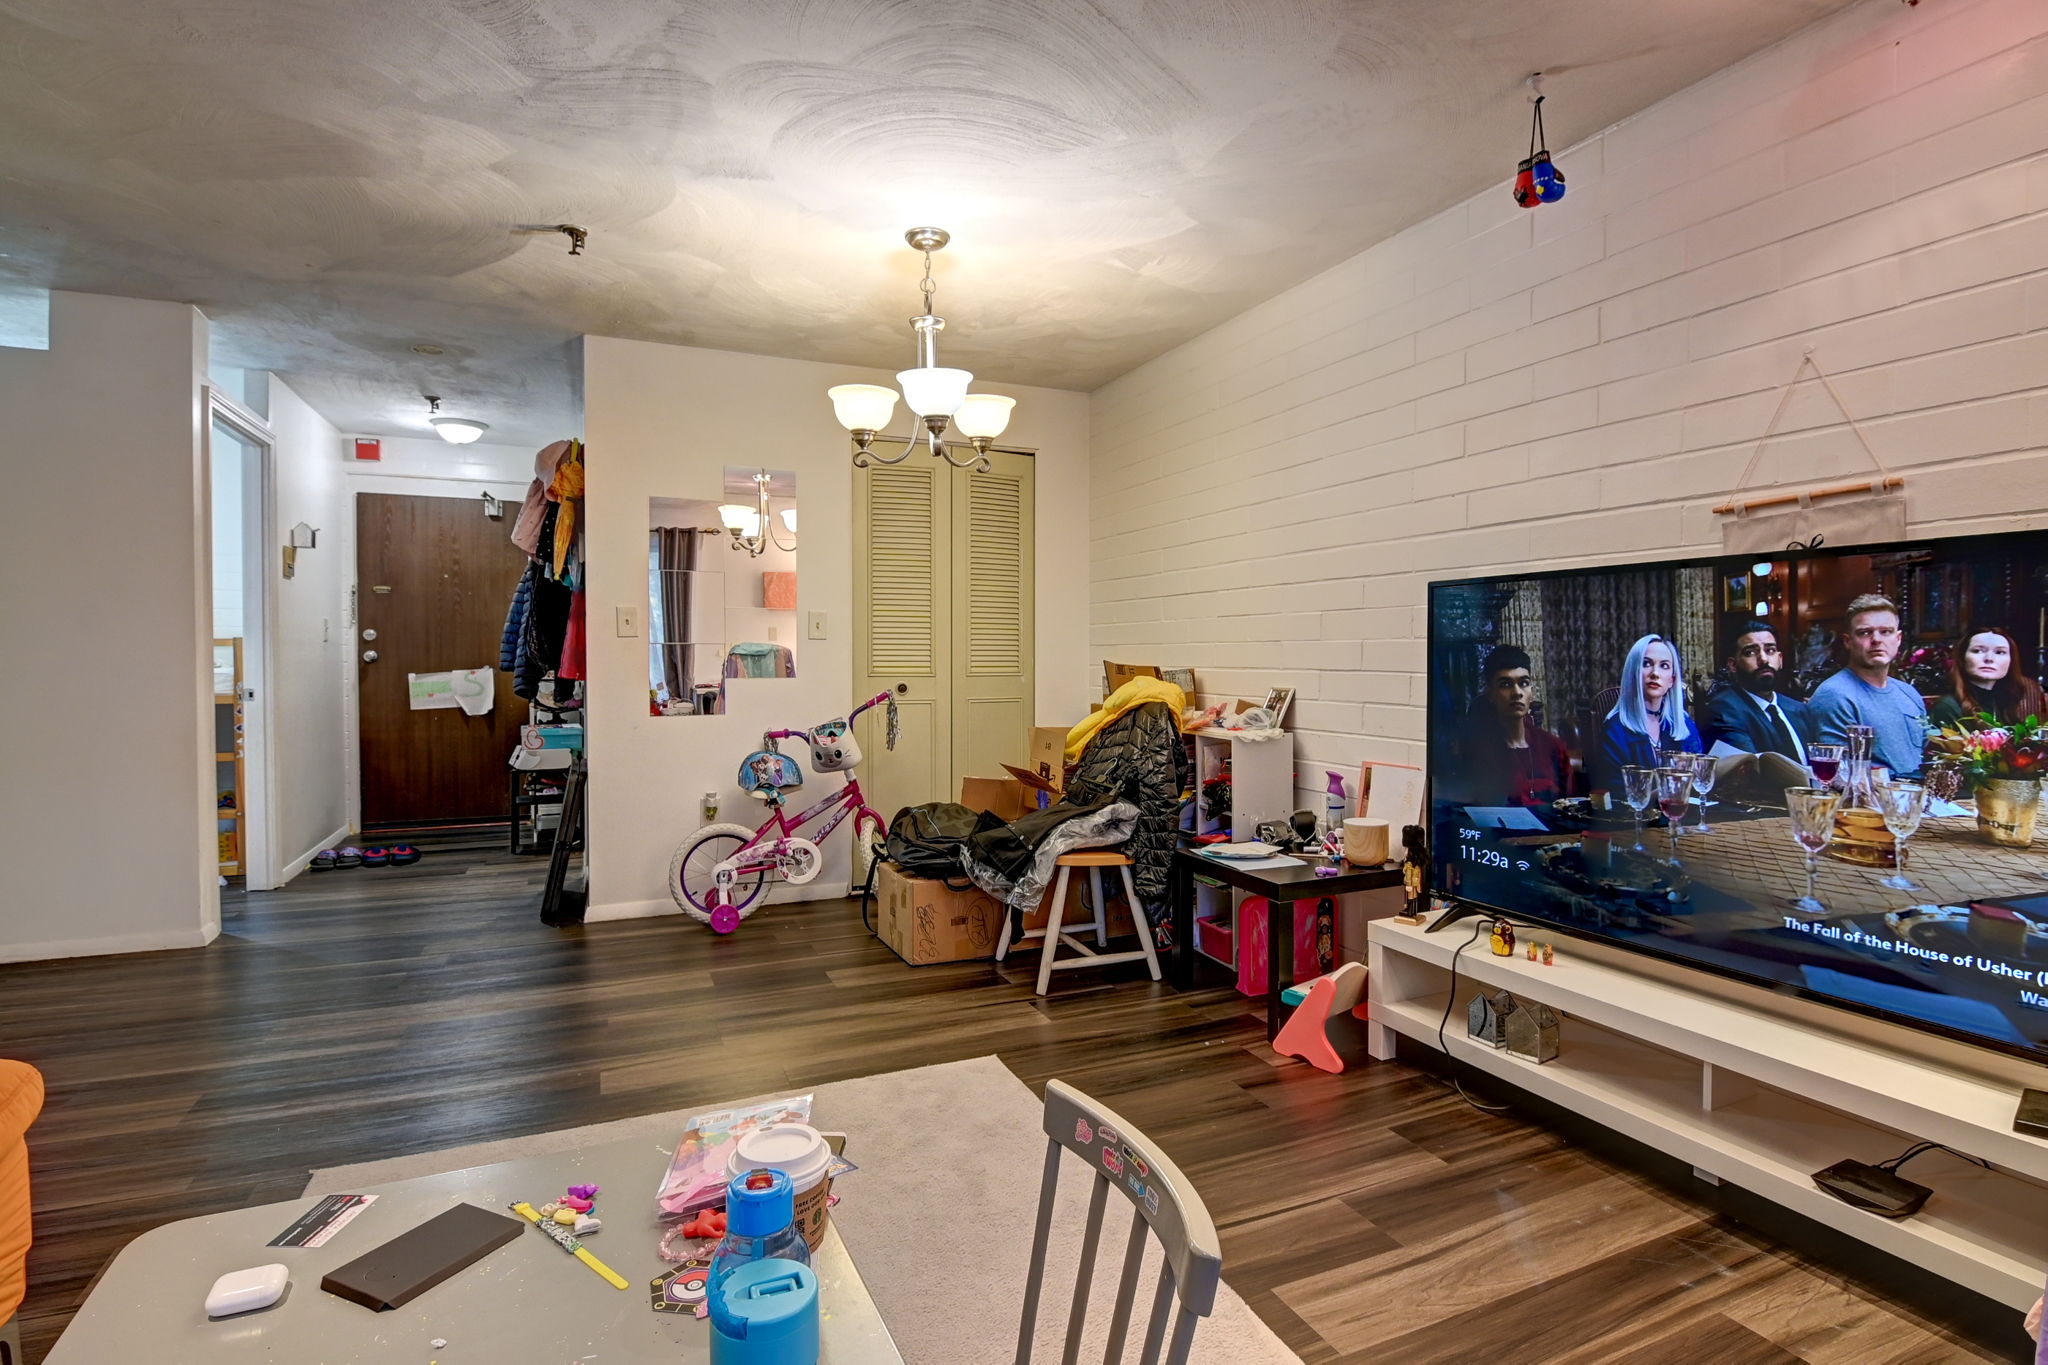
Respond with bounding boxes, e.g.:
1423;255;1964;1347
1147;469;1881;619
1874;780;1928;893
1654;766;1693;864
1622;765;1654;852
1807;743;1844;790
1688;753;1718;834
1786;786;1843;915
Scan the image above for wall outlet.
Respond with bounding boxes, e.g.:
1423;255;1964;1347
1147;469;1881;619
615;605;639;638
807;611;827;640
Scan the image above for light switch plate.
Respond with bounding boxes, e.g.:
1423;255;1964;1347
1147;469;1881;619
807;611;827;641
615;605;640;638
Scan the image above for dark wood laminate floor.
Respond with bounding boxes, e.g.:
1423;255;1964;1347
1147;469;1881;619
0;841;2022;1363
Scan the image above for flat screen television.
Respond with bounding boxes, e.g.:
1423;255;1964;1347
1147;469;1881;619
1427;527;2048;1061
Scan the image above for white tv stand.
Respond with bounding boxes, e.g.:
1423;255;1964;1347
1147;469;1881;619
1367;916;2048;1310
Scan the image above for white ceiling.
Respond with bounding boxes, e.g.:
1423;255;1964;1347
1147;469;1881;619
0;0;1858;446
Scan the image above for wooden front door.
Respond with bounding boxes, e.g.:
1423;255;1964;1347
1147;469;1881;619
356;492;529;825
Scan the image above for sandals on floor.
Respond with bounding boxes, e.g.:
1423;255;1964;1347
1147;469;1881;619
334;847;364;869
388;845;422;866
310;849;338;872
361;847;391;867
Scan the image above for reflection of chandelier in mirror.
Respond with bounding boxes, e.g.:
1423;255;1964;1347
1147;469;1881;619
827;228;1015;475
718;470;796;558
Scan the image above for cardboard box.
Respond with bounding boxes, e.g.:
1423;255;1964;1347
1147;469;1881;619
1028;726;1069;788
960;776;1034;822
875;862;1005;965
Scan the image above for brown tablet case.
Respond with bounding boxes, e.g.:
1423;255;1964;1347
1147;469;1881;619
320;1203;524;1311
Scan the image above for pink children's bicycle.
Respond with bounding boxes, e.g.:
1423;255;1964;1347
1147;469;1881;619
668;690;899;933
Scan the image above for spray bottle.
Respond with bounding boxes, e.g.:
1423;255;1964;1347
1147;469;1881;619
1325;771;1348;842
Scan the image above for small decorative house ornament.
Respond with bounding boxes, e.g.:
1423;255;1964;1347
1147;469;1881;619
1505;1000;1561;1063
1465;989;1518;1049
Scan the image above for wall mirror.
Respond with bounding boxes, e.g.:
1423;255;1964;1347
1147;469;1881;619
648;468;796;716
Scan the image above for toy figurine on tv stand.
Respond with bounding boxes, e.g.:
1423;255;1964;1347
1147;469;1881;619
1395;826;1428;925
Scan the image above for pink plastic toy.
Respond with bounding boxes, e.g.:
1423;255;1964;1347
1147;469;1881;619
1273;961;1370;1074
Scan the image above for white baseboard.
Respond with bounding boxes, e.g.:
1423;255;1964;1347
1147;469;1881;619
585;880;854;924
281;823;355;884
0;923;218;965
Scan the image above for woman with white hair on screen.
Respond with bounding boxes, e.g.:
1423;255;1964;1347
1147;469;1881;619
1592;633;1703;795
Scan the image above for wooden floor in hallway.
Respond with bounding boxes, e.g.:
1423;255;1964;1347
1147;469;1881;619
0;839;2026;1362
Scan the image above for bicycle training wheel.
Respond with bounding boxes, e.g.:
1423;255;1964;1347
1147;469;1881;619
669;822;769;924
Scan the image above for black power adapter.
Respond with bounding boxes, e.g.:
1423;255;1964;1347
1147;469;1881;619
1811;1159;1932;1219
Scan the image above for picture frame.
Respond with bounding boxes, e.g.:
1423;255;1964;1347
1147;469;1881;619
1262;687;1295;726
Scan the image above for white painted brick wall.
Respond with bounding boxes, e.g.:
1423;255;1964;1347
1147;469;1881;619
1089;0;2048;814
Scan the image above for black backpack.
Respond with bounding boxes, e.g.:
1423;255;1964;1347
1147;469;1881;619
883;802;982;888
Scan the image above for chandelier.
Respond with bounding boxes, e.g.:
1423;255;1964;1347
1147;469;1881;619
718;470;796;558
827;228;1015;474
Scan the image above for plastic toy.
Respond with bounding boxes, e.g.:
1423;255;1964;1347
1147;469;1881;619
668;692;899;933
680;1208;728;1240
1274;961;1370;1074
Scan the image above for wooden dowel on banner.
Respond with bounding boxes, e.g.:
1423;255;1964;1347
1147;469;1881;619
1713;475;1904;517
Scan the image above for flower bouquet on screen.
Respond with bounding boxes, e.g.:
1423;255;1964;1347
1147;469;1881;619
1932;716;2046;849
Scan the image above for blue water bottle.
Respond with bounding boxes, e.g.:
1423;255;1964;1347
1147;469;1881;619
710;1169;811;1291
709;1259;819;1365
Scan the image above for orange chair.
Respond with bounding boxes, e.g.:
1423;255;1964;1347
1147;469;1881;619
0;1061;42;1365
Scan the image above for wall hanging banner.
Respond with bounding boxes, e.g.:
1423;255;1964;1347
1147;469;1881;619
1716;348;1906;555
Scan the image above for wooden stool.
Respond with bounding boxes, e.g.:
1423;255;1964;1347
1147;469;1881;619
994;851;1162;996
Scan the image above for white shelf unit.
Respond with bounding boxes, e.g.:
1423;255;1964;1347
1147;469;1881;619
1367;917;2048;1310
1190;731;1291;841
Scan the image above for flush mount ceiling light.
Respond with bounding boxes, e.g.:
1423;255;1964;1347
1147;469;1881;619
718;470;795;559
827;228;1014;475
425;395;488;445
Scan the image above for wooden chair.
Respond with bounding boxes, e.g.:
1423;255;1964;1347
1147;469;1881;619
1016;1080;1222;1365
994;851;1161;997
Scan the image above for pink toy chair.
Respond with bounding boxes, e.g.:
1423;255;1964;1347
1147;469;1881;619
1272;962;1370;1073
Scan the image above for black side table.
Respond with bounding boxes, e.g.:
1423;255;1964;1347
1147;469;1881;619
1169;846;1404;1041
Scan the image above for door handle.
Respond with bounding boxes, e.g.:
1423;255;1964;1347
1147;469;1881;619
362;650;380;663
895;682;909;695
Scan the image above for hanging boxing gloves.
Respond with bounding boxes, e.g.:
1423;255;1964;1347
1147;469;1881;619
1513;84;1567;209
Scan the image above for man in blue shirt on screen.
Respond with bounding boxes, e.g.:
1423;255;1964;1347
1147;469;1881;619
1806;593;1929;778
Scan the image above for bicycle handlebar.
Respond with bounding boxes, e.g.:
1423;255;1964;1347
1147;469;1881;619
849;690;892;721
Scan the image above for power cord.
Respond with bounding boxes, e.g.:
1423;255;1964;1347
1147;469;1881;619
1880;1140;1992;1174
1434;917;1513;1114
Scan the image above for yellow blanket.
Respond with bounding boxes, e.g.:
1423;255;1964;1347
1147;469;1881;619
1064;676;1187;764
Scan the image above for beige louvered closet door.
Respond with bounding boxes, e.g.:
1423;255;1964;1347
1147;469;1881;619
950;448;1034;790
854;449;1034;821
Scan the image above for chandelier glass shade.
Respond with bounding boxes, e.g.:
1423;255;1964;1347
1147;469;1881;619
828;228;1014;473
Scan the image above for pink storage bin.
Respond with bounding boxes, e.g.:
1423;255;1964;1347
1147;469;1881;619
1235;896;1323;997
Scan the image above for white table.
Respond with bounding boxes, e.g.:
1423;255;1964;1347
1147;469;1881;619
49;1134;902;1362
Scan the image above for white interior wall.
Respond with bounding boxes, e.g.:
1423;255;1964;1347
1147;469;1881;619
582;336;1091;919
1091;0;2048;814
266;375;354;878
0;291;216;962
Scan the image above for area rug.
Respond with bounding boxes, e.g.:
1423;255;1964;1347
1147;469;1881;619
307;1055;1298;1365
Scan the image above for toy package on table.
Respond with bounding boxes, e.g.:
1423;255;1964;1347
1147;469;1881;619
655;1093;814;1218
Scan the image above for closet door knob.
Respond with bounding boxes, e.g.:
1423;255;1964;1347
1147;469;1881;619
362;650;380;663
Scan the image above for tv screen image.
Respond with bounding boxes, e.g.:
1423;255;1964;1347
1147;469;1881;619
1427;528;2048;1060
